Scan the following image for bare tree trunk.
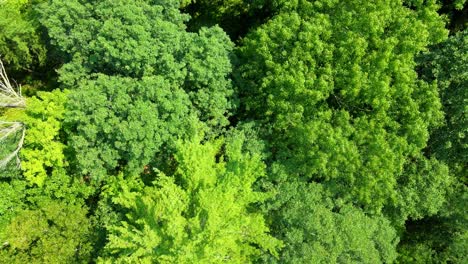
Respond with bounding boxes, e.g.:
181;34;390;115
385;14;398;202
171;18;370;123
0;59;26;169
0;122;25;168
0;60;25;108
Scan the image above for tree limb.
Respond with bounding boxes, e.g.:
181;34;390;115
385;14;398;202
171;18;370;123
0;59;26;168
0;59;25;108
0;124;25;169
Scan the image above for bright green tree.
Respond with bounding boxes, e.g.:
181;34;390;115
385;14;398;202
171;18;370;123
237;0;448;214
20;90;68;186
0;201;92;263
99;132;282;263
0;160;95;261
0;0;46;72
2;89;68;186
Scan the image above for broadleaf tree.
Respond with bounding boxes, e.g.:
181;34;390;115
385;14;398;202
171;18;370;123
237;0;448;214
99;132;282;263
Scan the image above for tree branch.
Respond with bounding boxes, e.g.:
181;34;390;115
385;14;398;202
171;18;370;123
0;124;25;169
0;59;26;168
0;59;25;108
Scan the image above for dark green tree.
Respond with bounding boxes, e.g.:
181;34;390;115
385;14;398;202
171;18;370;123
438;0;467;33
396;28;468;264
420;29;467;183
38;0;237;179
183;0;274;40
261;177;398;263
39;0;235;131
65;75;194;180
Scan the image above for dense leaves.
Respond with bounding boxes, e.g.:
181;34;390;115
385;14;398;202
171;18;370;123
0;0;466;262
66;75;193;180
0;0;46;72
395;28;468;264
237;0;447;213
39;0;235;131
263;178;398;263
420;29;468;182
100;133;281;262
3;90;68;185
0;201;92;263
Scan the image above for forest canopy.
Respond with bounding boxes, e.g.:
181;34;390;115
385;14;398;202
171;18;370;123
0;0;466;263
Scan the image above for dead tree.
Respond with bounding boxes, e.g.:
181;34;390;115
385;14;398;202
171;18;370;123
0;59;26;169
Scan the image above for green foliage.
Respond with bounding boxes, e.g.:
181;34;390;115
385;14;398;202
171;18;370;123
39;0;236;130
22;90;67;185
237;0;448;213
40;0;236;180
66;75;194;180
420;29;468;183
38;0;189;82
442;230;468;263
184;0;272;40
454;0;467;10
439;0;467;33
397;215;468;263
0;167;95;262
388;155;452;222
262;177;398;263
0;0;46;71
0;169;94;231
99;133;281;263
0;180;27;231
397;179;468;263
0;1;465;263
1;89;67;185
0;201;92;263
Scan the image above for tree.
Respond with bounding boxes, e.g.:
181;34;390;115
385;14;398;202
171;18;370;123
39;0;235;131
236;0;448;214
396;28;468;264
260;176;398;263
65;75;194;180
387;154;452;223
3;89;68;186
0;160;95;261
397;189;468;264
0;59;25;170
39;0;236;180
0;201;93;263
99;132;282;263
0;0;46;72
419;29;468;183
